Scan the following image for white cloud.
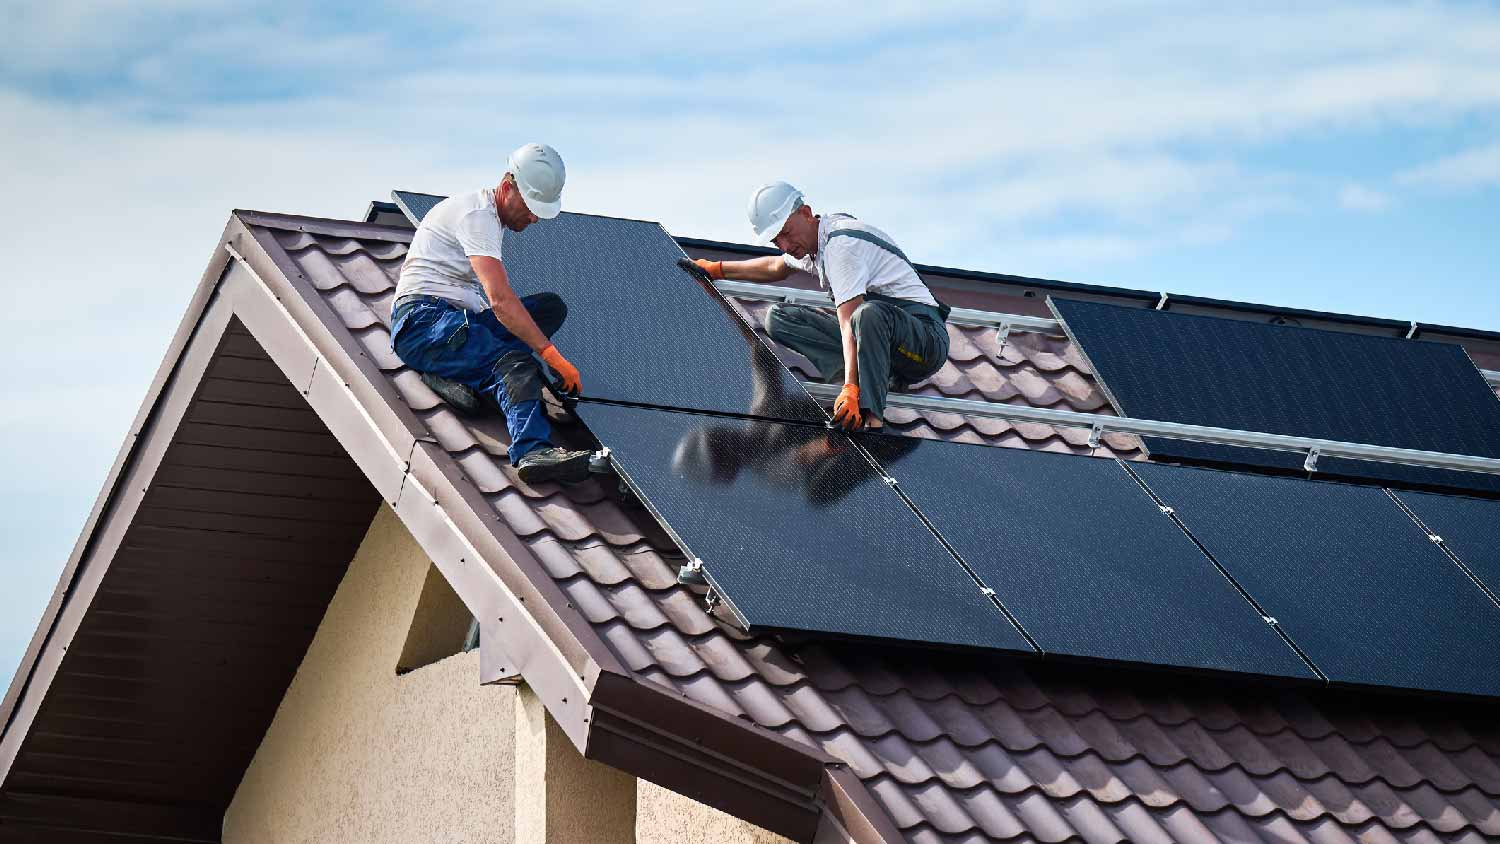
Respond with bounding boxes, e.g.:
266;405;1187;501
1397;143;1500;191
1338;183;1393;211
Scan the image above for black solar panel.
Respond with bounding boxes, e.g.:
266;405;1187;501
391;190;446;225
867;438;1316;679
1133;462;1500;697
499;213;826;422
1391;490;1500;600
578;402;1035;651
1051;298;1500;493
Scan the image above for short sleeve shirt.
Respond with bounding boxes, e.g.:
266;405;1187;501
395;188;506;312
782;214;937;308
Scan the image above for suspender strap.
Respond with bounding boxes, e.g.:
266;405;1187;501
822;227;952;321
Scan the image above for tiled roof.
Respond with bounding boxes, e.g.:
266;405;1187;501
268;223;1500;844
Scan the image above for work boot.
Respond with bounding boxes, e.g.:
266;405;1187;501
419;372;484;416
516;445;594;485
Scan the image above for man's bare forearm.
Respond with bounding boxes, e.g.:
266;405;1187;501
721;255;794;282
471;255;550;350
836;296;862;387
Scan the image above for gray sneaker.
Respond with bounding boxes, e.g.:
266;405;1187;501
515;446;594;485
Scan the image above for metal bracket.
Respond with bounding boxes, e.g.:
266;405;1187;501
1303;447;1321;473
882;475;899;487
1155;292;1170;310
1262;615;1278;626
704;589;721;612
1158;505;1174;516
589;446;614;475
1428;534;1444;544
1406;321;1420;339
1087;422;1104;449
980;587;997;598
996;322;1012;351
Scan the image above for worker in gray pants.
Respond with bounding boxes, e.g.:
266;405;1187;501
687;181;949;429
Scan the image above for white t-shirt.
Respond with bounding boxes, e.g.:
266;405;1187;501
783;214;937;308
395;188;506;312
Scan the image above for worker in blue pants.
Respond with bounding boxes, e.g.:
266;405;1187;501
389;143;593;485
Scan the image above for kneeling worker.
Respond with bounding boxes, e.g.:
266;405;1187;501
390;142;594;484
693;182;950;430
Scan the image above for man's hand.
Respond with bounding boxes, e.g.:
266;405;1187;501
831;383;862;430
539;344;582;395
676;257;723;283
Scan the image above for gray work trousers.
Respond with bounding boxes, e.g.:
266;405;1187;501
764;299;949;418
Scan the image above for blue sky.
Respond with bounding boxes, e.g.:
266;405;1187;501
1;1;1498;685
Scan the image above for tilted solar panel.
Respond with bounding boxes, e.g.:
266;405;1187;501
1392;490;1500;601
578;402;1035;652
391;190;446;225
1133;462;1500;697
867;438;1318;680
501;213;826;422
1051;298;1500;494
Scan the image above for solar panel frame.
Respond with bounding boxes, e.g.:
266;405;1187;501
859;436;1320;681
391;190;446;225
577;402;1037;652
1050;297;1500;494
1390;489;1500;605
1132;461;1500;698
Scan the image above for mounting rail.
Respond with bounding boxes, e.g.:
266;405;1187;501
800;383;1500;479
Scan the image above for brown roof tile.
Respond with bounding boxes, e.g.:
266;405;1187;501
261;222;1500;843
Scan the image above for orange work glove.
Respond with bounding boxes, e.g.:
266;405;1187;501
831;383;863;430
694;258;725;280
538;344;581;395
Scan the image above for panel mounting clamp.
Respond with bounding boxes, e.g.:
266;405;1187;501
1428;534;1444;544
1262;615;1278;625
1303;447;1321;473
1087;422;1104;449
980;587;997;598
1158;505;1174;516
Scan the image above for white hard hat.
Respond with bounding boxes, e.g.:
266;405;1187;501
508;143;566;220
747;181;804;244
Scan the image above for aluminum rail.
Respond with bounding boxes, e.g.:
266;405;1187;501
801;382;1500;477
714;279;1060;334
715;280;1500;388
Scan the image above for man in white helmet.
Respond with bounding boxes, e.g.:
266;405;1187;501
390;142;594;484
690;182;950;431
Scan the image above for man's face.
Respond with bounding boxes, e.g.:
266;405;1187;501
772;205;818;258
496;178;540;232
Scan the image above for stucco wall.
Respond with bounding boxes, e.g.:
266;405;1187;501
636;781;793;844
222;504;796;844
223;505;515;843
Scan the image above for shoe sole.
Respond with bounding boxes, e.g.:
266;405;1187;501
516;452;594;486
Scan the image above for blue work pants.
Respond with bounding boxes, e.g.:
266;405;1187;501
391;293;567;465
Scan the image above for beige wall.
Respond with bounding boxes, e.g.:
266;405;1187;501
223;504;793;844
224;505;516;843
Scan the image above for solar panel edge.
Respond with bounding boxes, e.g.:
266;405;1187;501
863;435;1322;682
576;402;1036;654
1131;460;1500;698
1051;296;1500;494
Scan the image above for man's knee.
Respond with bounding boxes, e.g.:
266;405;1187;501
764;302;797;341
524;292;567;337
493;350;544;405
850;301;894;340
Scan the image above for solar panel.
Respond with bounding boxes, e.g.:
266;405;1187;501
1133;462;1500;697
391;190;446;225
496;213;825;422
1391;490;1500;600
578;402;1035;651
866;438;1317;679
1051;298;1500;493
